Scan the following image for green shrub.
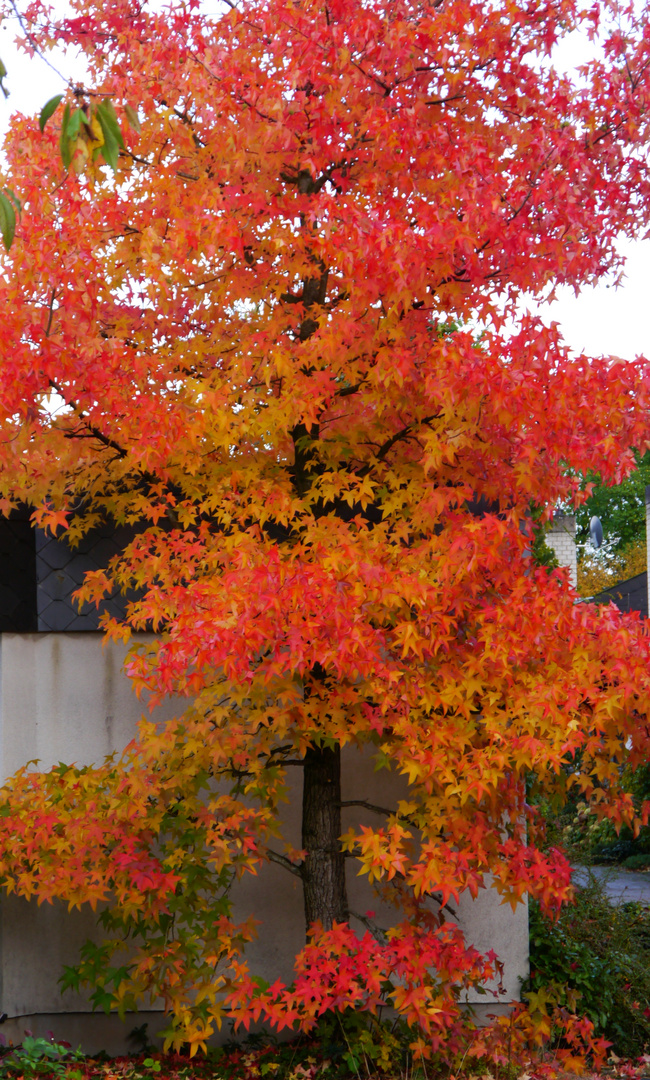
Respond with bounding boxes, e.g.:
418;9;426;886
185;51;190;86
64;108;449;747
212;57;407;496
215;1011;417;1080
622;853;650;871
0;1035;84;1079
525;874;650;1056
534;761;650;868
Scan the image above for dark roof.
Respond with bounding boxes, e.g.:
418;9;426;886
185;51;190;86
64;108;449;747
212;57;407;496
592;571;648;620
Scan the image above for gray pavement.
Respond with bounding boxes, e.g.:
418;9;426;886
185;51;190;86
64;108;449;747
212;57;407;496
572;864;650;906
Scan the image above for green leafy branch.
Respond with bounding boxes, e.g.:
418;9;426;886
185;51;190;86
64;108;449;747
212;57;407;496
0;95;140;251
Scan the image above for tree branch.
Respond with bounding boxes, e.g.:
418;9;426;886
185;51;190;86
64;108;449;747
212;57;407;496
357;412;441;477
340;800;395;817
265;848;304;878
49;379;128;459
348;910;389;943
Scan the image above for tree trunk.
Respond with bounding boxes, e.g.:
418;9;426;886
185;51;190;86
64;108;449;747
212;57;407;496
301;743;348;932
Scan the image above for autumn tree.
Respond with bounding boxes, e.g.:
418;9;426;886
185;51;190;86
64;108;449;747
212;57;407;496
0;0;650;1057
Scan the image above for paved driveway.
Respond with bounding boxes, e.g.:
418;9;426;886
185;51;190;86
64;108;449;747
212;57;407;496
572;864;650;906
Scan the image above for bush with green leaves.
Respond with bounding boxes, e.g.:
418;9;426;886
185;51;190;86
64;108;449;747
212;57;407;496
554;765;650;866
0;1035;84;1079
525;875;650;1056
215;1011;413;1080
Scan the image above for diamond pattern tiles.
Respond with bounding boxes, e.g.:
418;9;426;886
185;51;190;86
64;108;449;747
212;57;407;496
0;513;138;633
35;525;134;632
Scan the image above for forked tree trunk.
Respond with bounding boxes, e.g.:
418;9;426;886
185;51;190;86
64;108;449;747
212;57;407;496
301;743;348;932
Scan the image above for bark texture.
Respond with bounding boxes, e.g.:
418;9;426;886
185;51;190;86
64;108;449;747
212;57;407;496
301;743;348;931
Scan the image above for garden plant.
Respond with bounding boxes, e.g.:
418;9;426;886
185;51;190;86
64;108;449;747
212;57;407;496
527;876;650;1058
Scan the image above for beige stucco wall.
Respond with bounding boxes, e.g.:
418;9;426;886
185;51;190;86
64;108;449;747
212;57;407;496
0;633;528;1049
232;749;527;1004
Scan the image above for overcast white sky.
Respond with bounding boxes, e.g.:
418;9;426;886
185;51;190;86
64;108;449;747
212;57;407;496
1;12;649;364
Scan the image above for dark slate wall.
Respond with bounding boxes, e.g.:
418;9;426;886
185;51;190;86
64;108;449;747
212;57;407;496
4;513;645;630
35;524;133;632
0;514;133;632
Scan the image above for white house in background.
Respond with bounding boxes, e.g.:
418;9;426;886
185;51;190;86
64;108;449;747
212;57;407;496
546;492;650;620
0;510;539;1054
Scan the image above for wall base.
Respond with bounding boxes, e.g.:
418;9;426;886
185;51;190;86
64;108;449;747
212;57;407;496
0;1012;165;1056
0;1000;522;1056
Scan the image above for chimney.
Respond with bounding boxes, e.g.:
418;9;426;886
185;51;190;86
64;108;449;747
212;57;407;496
546;513;577;589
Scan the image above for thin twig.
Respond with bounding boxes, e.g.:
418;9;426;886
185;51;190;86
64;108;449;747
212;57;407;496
8;0;72;85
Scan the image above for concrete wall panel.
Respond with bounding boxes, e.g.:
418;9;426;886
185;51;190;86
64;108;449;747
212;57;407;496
0;895;103;1016
0;633;528;1048
0;633;178;778
231;746;527;1004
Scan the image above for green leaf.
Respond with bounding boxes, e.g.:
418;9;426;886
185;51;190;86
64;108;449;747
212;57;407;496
59;964;82;993
124;102;141;133
90;985;117;1014
59;103;73;169
96;101;125;170
65;107;84;139
3;188;21;213
39;93;64;131
96;100;124;145
98;127;119;169
0;191;16;250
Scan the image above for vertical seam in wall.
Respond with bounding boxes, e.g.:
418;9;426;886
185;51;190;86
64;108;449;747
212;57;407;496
0;633;4;1012
645;487;650;619
0;634;3;786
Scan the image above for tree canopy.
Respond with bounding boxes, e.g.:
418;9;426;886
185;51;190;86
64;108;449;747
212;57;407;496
0;0;649;1059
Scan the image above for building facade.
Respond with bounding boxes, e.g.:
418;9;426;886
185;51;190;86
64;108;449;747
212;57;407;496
0;515;530;1052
